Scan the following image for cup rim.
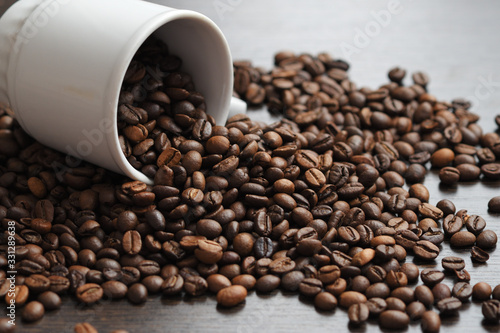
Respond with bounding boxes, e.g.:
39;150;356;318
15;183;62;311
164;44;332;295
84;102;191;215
105;9;232;185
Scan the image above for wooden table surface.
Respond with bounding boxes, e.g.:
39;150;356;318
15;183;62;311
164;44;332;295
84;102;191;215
4;0;500;332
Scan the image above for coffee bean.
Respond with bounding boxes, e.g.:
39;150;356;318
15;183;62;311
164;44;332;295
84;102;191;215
421;310;441;332
379;310;410;329
450;230;476;247
439;166;460;185
482;299;500;322
493;285;500;300
441;256;465;271
413;240;439;260
420;268;445;287
473;282;492;301
436;297;462;315
21;301;45;322
431;148;454;168
102;281;128;299
122;230;142;255
366;298;387;317
161;274;184;296
127;283;148;304
216;285;247;307
471;246;490;263
339;291;367;308
476;230;498;249
281;271;305;292
37;291;61;311
76;283;103;304
489;196;500;213
207;274;232;294
348;303;369;325
406;301;426;320
432;283;451;303
0;318;15;333
74;322;99;333
314;291;337;311
256;274;281;293
452;282;473;302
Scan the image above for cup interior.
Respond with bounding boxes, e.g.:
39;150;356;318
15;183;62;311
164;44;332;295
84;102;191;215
111;11;233;184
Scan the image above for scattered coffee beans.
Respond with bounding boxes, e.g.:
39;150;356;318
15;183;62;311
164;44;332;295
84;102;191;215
1;39;500;332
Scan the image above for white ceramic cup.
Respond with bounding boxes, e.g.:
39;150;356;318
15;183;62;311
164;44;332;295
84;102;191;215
0;0;246;184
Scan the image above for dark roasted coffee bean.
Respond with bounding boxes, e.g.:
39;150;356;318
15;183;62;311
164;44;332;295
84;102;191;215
217;285;247;307
473;282;492;301
413;240;439;260
489;196;500;213
348;303;369;325
471;246;490;263
22;301;45;323
441;256;465;271
454;268;471;282
436;297;461;315
450;230;476;247
37;291;61;311
102;280;128;299
476;230;498;249
452;282;473;302
314;291;337;311
76;283;103;304
127;283;148;304
482;299;500;322
366;297;387;317
379;310;410;330
256;274;281;293
421;310;441;332
74;322;99;333
420;268;445;287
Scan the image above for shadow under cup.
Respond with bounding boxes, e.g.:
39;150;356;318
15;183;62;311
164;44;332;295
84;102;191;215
0;0;233;184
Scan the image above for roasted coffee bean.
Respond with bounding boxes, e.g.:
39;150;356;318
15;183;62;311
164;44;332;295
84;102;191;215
74;322;99;333
471;246;490;263
339;291;367;308
217;285;247;307
366;297;387;317
476;230;498;249
256;274;281;293
452;282;473;302
314;291;338;311
127;283;148;304
420;268;445;287
348;303;369;325
0;318;15;333
436;297;462;315
454;268;471;282
76;283;103;304
439;166;460;185
450;231;476;247
432;283;451;303
102;280;128;299
37;291;62;311
298;277;323;297
161;274;184;296
421;310;441;332
413;240;439;260
21;301;45;323
281;271;305;292
473;282;492;301
482;299;500;322
441;256;465;271
379;310;410;330
489;196;500;213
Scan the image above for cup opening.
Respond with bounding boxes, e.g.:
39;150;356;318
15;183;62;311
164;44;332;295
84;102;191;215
108;11;233;185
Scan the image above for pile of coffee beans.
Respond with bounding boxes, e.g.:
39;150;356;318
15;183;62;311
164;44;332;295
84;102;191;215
0;36;499;333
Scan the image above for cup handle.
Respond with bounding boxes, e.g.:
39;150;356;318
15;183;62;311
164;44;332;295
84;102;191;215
227;96;247;121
